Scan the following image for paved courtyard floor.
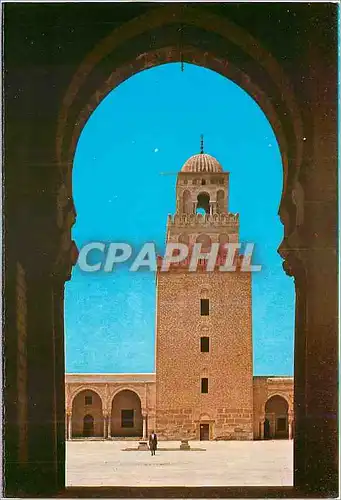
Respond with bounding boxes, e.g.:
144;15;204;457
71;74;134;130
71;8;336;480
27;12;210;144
66;440;293;487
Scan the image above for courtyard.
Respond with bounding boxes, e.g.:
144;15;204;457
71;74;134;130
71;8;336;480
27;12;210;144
66;440;293;487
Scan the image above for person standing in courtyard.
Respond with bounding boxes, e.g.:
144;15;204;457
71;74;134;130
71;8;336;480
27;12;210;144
149;430;157;456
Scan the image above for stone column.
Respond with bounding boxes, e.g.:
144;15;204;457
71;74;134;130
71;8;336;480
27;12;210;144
103;413;108;439
65;414;68;440
282;229;337;491
270;414;276;439
68;413;72;440
107;414;111;439
142;415;147;439
53;279;67;489
260;419;265;440
288;415;293;440
279;36;337;494
25;274;59;494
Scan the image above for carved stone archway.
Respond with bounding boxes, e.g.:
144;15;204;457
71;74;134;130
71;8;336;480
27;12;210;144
110;389;143;438
70;389;104;439
264;395;289;440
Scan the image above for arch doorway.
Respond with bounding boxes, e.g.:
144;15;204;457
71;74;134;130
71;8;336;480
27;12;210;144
265;395;289;439
264;418;271;440
199;423;210;441
111;390;143;438
197;192;210;214
71;390;104;438
83;414;94;437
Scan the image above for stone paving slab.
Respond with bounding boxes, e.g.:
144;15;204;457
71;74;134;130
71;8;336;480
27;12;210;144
66;440;293;487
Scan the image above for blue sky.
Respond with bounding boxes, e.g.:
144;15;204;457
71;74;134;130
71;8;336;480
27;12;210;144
65;63;294;376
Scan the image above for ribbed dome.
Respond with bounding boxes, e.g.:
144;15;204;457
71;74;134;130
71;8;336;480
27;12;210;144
181;153;223;173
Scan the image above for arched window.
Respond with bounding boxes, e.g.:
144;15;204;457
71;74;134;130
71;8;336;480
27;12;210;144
182;190;192;214
219;234;230;253
197;192;210;214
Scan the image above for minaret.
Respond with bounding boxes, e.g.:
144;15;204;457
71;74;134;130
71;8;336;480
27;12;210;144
155;141;253;441
166;135;239;251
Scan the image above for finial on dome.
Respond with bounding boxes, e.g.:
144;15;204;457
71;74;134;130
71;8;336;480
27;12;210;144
200;134;204;154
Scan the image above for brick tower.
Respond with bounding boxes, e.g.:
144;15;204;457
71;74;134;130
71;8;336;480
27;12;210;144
155;140;253;440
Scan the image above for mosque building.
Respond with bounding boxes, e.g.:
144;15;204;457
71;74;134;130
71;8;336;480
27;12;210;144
65;143;293;441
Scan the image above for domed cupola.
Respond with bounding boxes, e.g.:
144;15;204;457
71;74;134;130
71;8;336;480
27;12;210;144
181;136;223;173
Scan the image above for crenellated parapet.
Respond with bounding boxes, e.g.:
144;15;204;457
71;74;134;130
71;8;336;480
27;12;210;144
167;212;239;229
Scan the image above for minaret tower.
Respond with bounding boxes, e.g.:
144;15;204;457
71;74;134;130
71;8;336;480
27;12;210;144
166;135;239;249
155;139;253;441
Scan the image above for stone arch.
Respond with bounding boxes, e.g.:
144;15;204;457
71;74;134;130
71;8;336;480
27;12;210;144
261;392;292;415
56;4;305;245
70;385;104;407
71;389;104;438
54;8;309;328
199;412;212;421
182;190;192;214
57;4;303;164
178;232;189;246
196;192;210;215
111;389;143;437
196;233;212;253
219;234;230;248
264;394;289;439
200;288;210;298
110;385;145;407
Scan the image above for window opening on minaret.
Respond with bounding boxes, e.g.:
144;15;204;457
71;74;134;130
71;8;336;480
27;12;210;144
201;378;209;394
197;192;210;214
200;337;210;353
196;207;206;216
200;298;209;316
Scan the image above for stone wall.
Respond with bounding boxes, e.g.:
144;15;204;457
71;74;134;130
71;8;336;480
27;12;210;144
65;374;293;440
155;270;253;440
